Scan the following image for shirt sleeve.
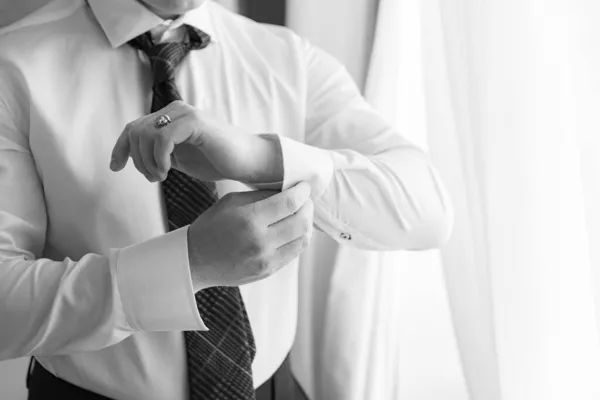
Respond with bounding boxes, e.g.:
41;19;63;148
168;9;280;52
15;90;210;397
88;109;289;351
0;98;205;361
279;40;454;251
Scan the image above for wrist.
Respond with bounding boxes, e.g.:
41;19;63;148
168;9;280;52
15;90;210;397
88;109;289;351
186;226;212;293
245;133;284;186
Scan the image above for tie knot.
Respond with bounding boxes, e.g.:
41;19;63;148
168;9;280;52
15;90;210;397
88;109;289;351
128;25;211;84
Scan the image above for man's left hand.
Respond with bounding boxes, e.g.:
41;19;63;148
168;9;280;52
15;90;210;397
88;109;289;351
110;100;283;184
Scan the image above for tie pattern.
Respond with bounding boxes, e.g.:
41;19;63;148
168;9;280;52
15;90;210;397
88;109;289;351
129;26;256;400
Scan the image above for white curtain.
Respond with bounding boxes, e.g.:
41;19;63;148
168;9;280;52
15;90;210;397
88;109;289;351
290;0;600;399
424;0;600;398
289;1;466;399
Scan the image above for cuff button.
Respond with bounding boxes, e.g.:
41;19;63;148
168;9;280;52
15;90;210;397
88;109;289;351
340;233;352;240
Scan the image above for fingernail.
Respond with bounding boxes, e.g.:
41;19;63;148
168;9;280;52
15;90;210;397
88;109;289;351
110;159;117;170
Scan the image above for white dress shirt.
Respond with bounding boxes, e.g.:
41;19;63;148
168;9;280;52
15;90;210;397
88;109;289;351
0;0;453;399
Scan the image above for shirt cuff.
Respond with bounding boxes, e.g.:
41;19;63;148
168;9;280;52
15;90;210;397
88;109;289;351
114;227;207;332
278;135;334;198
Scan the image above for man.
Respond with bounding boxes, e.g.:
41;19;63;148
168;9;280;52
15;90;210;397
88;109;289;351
0;0;453;399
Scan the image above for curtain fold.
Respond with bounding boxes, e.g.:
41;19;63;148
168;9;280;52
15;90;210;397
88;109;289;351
289;1;467;399
423;0;600;398
567;0;600;348
290;0;600;399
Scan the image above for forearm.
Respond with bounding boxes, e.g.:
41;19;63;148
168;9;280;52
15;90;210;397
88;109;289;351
324;146;452;250
293;38;453;249
276;134;453;251
240;133;284;189
0;253;132;360
0;228;206;360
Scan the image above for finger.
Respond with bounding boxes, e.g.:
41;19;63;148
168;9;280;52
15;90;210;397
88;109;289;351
110;127;132;171
275;234;311;267
153;131;174;181
252;181;312;225
139;136;160;182
222;189;279;208
151;102;195;145
130;135;152;180
268;199;314;248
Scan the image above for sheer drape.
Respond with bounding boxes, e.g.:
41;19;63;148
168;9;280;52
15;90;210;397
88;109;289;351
424;0;600;398
289;1;466;399
290;0;600;399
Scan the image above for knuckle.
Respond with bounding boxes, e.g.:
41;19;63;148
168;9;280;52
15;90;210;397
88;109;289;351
155;162;168;173
240;213;257;232
157;171;168;181
248;230;266;255
124;122;135;134
252;259;271;277
190;107;202;125
132;159;143;172
133;159;146;172
286;196;298;213
149;168;160;179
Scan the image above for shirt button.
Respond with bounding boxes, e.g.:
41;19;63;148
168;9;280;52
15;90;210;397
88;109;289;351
340;233;352;240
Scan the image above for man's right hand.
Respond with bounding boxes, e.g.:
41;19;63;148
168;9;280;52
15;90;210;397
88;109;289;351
187;181;314;291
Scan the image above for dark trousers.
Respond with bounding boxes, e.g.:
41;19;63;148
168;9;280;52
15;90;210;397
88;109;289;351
27;355;309;400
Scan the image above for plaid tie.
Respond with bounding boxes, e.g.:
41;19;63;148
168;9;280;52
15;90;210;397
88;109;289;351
129;26;256;400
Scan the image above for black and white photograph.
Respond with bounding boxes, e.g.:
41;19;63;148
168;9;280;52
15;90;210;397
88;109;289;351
0;0;598;399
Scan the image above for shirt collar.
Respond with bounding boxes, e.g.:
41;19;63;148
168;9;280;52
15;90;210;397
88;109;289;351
87;0;216;48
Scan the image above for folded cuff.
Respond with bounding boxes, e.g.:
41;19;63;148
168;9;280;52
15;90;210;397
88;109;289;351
115;227;207;332
278;135;334;198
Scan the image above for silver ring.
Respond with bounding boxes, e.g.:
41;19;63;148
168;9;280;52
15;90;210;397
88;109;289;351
154;114;172;129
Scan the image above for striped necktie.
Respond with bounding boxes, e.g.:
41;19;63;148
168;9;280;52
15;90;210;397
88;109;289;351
129;26;256;400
